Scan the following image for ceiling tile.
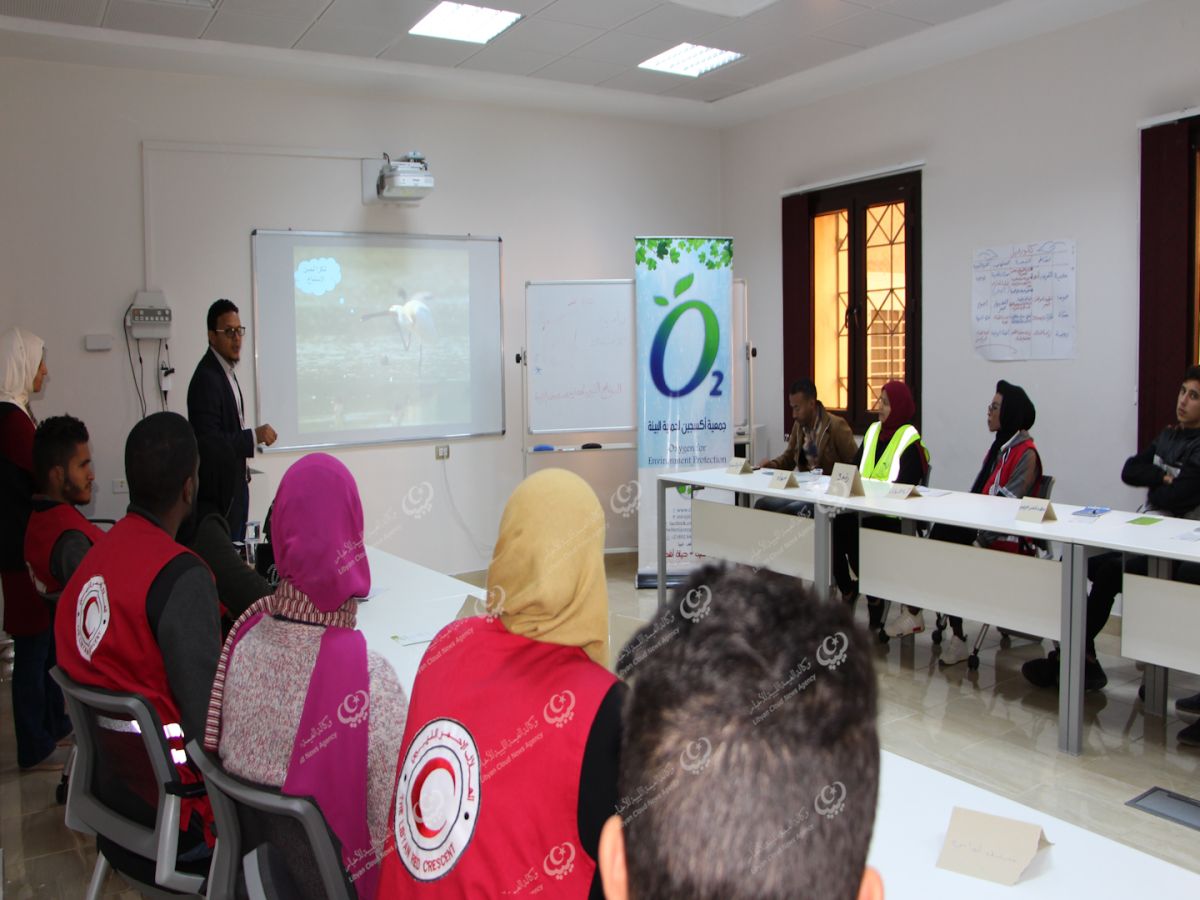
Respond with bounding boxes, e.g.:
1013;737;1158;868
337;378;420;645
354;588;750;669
0;0;106;27
103;0;215;39
488;17;603;54
495;0;558;14
815;8;927;48
598;66;689;95
698;18;784;54
202;10;313;49
538;0;659;30
743;0;868;35
716;37;857;84
217;0;329;17
379;33;480;65
618;5;733;42
875;0;1005;26
531;55;626;85
663;76;748;102
570;31;672;67
457;44;558;75
320;0;436;32
295;21;396;57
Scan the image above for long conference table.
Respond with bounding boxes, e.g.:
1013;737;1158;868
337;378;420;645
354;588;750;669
656;467;1200;756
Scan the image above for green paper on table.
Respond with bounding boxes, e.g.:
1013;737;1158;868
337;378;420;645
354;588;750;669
1127;515;1162;525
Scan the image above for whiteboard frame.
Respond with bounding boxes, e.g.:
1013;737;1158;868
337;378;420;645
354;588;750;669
523;279;637;435
251;229;506;451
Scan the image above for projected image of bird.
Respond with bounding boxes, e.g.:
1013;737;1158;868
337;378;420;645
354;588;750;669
361;290;438;373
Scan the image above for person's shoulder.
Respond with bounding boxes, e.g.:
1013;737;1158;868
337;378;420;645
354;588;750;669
826;409;853;432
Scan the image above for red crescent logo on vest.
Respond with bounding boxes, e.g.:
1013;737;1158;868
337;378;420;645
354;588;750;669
75;575;111;662
394;718;480;881
543;842;577;880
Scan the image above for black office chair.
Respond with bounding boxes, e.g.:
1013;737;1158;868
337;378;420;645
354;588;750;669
186;739;355;900
49;667;211;899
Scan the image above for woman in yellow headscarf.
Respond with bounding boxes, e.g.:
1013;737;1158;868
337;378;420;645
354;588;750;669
376;469;623;899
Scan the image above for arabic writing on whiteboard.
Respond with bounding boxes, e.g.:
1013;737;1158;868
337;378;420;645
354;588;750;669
972;240;1075;360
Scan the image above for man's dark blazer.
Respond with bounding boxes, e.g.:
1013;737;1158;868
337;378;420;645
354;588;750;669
187;347;253;539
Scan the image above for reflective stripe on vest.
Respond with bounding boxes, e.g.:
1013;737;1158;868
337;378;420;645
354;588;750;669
859;422;921;482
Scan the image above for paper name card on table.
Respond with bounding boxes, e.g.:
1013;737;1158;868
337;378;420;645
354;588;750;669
827;463;864;497
726;458;753;475
1016;497;1056;523
936;806;1052;886
885;482;918;499
769;469;800;489
390;629;439;647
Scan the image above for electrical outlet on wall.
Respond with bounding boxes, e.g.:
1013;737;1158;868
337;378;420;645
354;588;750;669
435;445;450;460
112;478;129;494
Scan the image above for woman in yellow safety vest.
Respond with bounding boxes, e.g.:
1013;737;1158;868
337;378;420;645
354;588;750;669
834;381;929;632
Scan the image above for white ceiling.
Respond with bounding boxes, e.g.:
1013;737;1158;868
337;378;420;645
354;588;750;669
0;0;1153;126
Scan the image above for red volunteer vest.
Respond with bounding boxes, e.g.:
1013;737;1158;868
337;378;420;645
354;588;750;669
55;513;214;835
981;438;1039;496
377;617;616;897
24;501;105;597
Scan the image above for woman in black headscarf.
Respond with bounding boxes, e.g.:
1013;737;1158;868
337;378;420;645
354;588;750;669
889;380;1044;663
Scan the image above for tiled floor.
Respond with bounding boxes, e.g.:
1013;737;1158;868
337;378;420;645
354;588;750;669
4;553;1198;895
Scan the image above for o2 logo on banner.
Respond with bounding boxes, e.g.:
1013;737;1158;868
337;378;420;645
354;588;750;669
649;272;723;399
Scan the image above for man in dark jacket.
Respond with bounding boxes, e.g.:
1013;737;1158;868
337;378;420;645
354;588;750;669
186;299;276;542
1023;367;1200;733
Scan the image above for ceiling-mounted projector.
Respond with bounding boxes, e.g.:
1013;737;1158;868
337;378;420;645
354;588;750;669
377;151;434;203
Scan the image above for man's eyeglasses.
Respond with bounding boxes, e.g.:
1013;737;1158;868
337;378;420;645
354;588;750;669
213;327;247;338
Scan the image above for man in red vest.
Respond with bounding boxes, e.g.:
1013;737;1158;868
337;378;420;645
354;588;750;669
55;411;222;847
597;566;884;900
24;415;105;603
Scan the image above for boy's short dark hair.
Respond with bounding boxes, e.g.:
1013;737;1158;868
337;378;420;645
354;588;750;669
125;412;198;519
789;378;818;400
207;298;239;332
33;415;89;492
618;565;879;900
1184;365;1200;386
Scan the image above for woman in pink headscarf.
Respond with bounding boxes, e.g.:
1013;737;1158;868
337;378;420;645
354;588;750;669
204;453;406;898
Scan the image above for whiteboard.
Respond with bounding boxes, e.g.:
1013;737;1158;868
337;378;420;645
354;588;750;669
526;281;635;433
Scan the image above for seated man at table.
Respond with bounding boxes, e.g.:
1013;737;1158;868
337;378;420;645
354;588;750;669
55;411;222;848
599;565;883;900
755;379;857;515
1023;367;1200;732
24;415;105;605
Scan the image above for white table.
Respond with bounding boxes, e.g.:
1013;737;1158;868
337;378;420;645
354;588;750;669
355;547;484;696
656;468;1200;755
871;751;1200;896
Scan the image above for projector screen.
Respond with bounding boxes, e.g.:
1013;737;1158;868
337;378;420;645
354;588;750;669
252;230;504;451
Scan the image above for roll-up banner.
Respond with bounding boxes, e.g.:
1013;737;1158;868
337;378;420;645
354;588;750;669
635;237;734;588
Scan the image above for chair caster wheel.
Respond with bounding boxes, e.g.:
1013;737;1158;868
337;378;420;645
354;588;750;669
967;654;980;671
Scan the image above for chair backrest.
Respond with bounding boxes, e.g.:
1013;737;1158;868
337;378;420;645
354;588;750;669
1035;474;1055;500
49;667;208;895
244;844;305;900
186;740;355;900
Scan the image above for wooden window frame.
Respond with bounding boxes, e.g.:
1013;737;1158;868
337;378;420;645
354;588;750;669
782;171;922;435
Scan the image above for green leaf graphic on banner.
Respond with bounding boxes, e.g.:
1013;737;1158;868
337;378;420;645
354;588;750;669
654;295;669;306
673;273;693;297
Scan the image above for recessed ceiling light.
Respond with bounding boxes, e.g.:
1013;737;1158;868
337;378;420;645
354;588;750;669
409;2;522;44
638;43;743;78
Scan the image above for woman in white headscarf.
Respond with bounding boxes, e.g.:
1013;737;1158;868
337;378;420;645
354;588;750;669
0;327;70;770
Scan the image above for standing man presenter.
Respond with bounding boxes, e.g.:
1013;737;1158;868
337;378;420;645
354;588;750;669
187;299;276;543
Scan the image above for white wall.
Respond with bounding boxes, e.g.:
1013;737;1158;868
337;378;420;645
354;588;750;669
0;58;721;574
726;0;1200;509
